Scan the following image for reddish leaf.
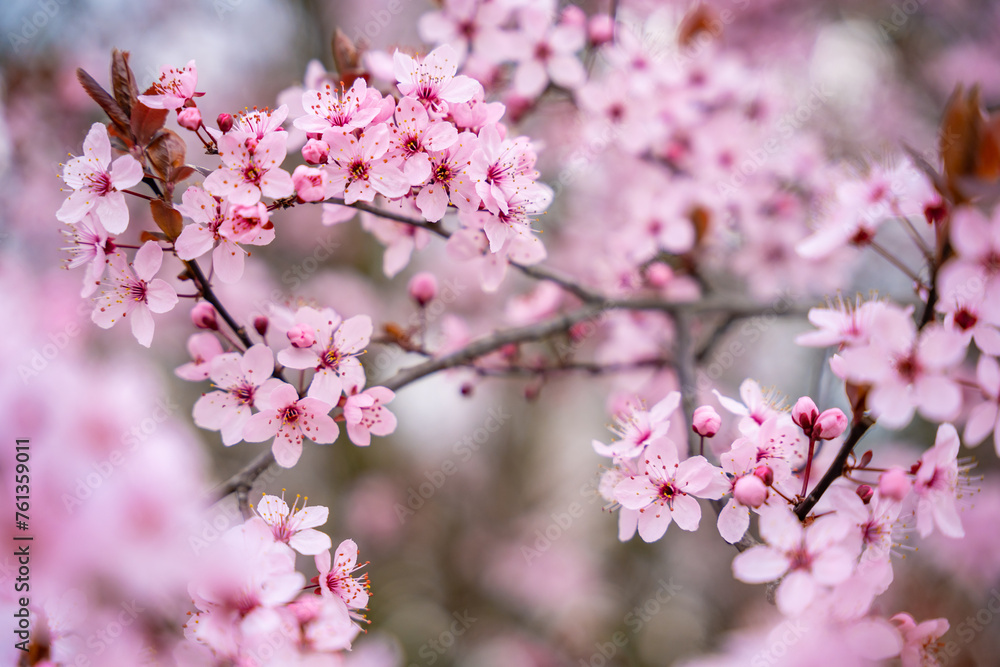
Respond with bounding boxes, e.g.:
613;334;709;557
150;199;183;241
131;104;169;146
140;230;169;244
146;129;186;183
111;49;139;119
171;165;196;184
76;67;130;134
678;4;722;48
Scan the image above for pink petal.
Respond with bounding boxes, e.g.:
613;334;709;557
133;241;164;280
130;305;155;347
289;529;332;555
775;570;816;615
637;506;672;542
243;411;281;442
615;476;657;510
145;279;178;313
175;224;215;260
964;403;998;446
96;192;130;234
732;546;790;583
669;494;702;531
757;506;803;552
108;154;144;189
272;428;304;467
717;498;750;544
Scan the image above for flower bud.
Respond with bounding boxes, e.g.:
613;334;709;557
253;316;269;337
560;5;586;27
753;465;774;487
292;165;327;203
216;113;234;133
302;138;330;165
645;262;673;288
588;14;615;46
692;405;721;437
734;475;768;508
287;323;316;348
856;484;874;504
408;272;438;307
878;467;912;502
815;408;848;440
791;396;819;433
191;302;218;330
177;107;202;131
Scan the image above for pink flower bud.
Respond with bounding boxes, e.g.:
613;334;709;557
292;165;327;203
753;465;774;487
645;262;673;287
792;396;819;433
287;323;315;348
856;484;874;504
191;302;218;330
216;113;234;133
177;107;202;131
814;408;848;440
588;14;615;46
560;5;586;27
302;138;330;165
692;405;721;437
734;475;768;508
253;316;269;337
408;272;438;307
878;467;912;502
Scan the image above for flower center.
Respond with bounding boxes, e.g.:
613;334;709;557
126;278;148;303
232;382;255;406
350;159;369;181
434;164;453;183
280;405;301;426
86;171;114;196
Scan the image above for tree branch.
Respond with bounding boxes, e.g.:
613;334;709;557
794;415;875;520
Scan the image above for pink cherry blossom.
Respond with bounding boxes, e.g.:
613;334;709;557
509;7;587;98
836;307;966;428
343;385;397;447
418;0;512;60
91;242;178;347
732;506;856;616
138;59;198;109
891;613;950;667
879;467;913;502
61;211;116;297
192;344;284;446
294;77;387;133
693;405;721;437
939;205;1000;326
174;186;250;283
243;381;339;468
468;124;542;216
393;44;482;112
713;378;785;434
717;438;765;544
203;129;294;206
965;355;1000;454
795;296;888;348
389;96;459;186
56;123;144;233
277;307;372;406
231;105;289;140
291;165;328;202
592;392;680;459
415;130;481;221
251;492;332;555
912;423;966;538
314;539;370;609
614;438;727;542
445;225;546;292
323;124;409;204
175;332;224;382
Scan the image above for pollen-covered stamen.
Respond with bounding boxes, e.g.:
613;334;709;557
242;162;263;186
349;158;370;181
231;382;256;406
321;348;341;369
280;405;301;426
657;482;681;508
433;163;454;184
85;171;114;196
403;135;421;155
126;277;148;303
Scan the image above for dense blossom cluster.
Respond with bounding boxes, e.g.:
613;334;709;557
39;0;1000;664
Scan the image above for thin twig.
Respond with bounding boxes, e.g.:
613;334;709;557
795;415;875;520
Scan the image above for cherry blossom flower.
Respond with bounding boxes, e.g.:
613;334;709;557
342;384;397;447
56;123;144;234
509;6;587;98
61;212;116;297
192;344;284;446
389;96;459;186
835;307;966;428
277;307;372;406
795;296;888;349
716;438;766;544
418;0;512;60
939;205;1000;326
824;485;901;563
891;613;949;667
614;438;727;542
592;392;680;459
323;124;409;204
138;59;198;109
415;130;481;221
294;77;389;133
91;242;178;347
938;290;1000;355
912;423;968;539
314;539;370;610
713;378;785;435
243;381;338;468
468;124;541;216
446;225;546;292
965;355;1000;454
175;332;224;382
393;44;482;112
231;105;289;140
174;186;248;283
218;201;275;248
732;505;856;615
203;126;294;206
251;492;332;556
287;595;360;653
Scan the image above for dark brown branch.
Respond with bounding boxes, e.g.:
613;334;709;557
794;415;875;520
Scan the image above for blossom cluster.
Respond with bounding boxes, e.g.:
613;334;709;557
184;492;370;664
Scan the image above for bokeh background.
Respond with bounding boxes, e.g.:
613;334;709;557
3;0;1000;665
